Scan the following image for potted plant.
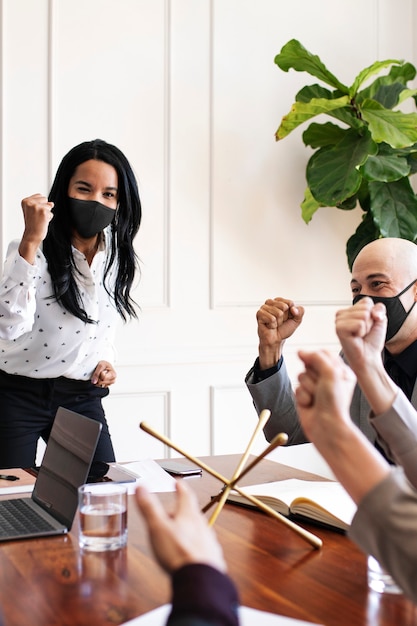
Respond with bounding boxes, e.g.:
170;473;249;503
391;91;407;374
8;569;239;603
274;39;417;268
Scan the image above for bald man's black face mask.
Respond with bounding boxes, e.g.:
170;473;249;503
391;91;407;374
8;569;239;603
353;279;417;341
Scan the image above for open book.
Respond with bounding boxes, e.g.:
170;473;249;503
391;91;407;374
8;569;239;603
227;478;356;531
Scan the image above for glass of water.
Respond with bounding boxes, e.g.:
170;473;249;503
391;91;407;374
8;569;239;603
367;555;402;594
78;483;128;551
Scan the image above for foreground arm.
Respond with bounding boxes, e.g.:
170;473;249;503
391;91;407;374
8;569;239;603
296;349;417;604
336;298;417;485
369;391;417;487
295;350;390;503
350;468;417;604
135;481;240;626
335;299;397;415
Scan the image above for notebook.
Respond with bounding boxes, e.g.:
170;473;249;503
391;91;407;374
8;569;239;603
0;406;102;542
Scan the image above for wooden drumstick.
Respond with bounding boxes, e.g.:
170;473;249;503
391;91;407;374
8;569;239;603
139;421;322;549
230;431;289;485
204;430;289;513
208;409;271;526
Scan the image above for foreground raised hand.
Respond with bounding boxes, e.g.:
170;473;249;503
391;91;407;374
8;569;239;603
336;298;397;416
135;480;227;574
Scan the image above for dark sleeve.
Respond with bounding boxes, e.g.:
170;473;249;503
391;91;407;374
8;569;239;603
167;564;240;626
246;357;282;384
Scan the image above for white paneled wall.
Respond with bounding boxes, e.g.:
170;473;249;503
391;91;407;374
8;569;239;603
1;0;417;464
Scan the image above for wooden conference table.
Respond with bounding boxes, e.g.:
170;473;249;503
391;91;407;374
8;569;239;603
0;455;416;626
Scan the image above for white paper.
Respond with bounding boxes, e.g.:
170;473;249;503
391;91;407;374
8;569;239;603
267;442;336;480
0;484;34;495
121;604;323;625
112;459;177;494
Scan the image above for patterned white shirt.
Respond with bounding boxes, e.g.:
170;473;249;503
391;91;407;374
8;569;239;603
0;233;120;380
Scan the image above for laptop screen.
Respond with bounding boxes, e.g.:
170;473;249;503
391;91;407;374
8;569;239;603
33;407;102;528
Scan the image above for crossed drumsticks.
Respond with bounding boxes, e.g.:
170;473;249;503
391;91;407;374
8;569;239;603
140;410;322;550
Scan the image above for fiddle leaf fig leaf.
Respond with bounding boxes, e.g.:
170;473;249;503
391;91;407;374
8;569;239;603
369;178;417;238
307;130;377;205
398;88;417;105
358;62;416;102
296;85;362;128
336;195;358;210
361;153;410;182
303;122;346;148
349;60;402;97
407;152;417;174
301;187;323;223
346;212;380;270
274;39;349;93
360;100;417;148
370;83;408;109
276;96;349;140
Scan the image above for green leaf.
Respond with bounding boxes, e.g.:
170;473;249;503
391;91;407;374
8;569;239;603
407;153;417;174
276;96;350;140
302;122;346;148
361;153;410;182
296;84;334;102
349;59;402;97
398;88;417;105
307;130;377;205
346;212;380;270
336;195;358;210
360;99;417;148
274;39;348;93
301;187;323;223
393;144;417;173
296;84;363;129
358;62;416;102
371;83;409;109
386;62;416;83
369;178;417;238
357;178;370;212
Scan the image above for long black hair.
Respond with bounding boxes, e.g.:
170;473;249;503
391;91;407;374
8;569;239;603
43;139;141;323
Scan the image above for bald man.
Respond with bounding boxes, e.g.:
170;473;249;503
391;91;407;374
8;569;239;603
245;238;417;452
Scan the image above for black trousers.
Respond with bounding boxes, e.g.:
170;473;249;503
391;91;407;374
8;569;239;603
0;369;115;468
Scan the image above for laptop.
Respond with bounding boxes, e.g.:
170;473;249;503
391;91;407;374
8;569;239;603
0;406;102;541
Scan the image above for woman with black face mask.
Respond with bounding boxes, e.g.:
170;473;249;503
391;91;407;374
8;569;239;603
0;139;141;469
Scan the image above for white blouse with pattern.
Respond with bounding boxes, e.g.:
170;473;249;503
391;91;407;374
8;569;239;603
0;233;120;380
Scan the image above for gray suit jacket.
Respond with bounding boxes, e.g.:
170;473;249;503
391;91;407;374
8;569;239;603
350;468;417;605
246;358;417;450
351;397;417;606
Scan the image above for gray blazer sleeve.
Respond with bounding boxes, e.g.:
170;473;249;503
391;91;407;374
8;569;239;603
349;468;417;604
245;359;307;444
246;353;378;446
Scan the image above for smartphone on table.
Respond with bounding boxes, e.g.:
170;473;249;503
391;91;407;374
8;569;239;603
158;460;202;477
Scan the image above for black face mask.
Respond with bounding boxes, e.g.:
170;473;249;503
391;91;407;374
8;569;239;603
353;278;417;341
68;197;116;238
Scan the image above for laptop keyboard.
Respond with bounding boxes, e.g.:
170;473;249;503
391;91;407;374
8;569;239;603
0;498;57;538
